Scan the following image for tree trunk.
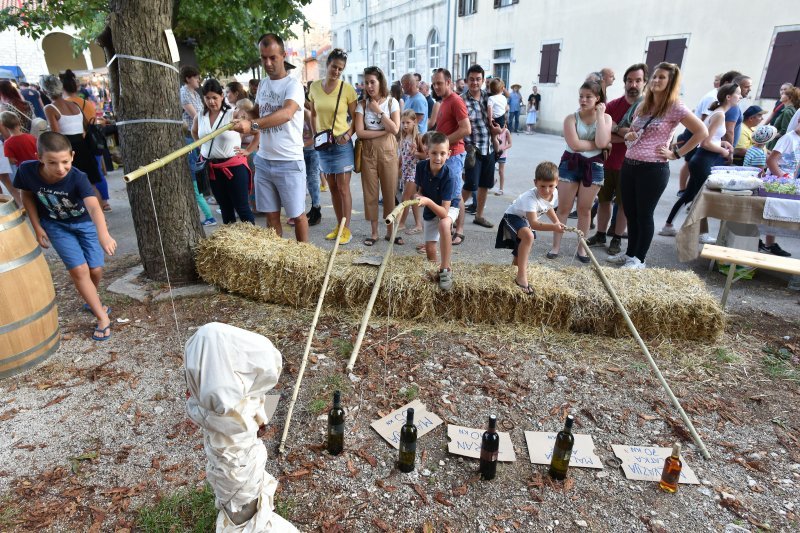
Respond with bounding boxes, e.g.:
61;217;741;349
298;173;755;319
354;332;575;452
104;0;204;282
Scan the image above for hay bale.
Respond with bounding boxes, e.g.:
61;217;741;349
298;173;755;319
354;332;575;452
196;224;724;341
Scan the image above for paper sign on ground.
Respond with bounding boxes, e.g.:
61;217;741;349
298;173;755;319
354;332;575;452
524;431;603;469
611;445;699;484
371;399;443;449
264;395;279;423
446;425;516;462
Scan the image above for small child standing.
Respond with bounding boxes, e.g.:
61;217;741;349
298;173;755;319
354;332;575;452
2;111;38;166
414;132;461;291
397;109;426;235
488;78;508;157
494;125;512;196
13;132;117;341
495;161;565;294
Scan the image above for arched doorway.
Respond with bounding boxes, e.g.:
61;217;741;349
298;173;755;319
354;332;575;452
42;32;87;74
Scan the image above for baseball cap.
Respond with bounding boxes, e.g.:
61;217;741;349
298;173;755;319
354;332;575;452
743;105;765;120
752;124;777;145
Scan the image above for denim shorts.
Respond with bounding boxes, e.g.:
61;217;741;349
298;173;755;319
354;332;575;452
317;140;354;174
495;213;535;257
253;155;307;218
445;152;466;195
40;218;104;270
558;159;604;186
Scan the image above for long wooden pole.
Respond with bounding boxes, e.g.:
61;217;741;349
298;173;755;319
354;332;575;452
346;200;419;372
565;227;711;459
278;218;347;455
123;123;235;183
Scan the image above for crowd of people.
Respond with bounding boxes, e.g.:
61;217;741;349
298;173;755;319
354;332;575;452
3;33;800;341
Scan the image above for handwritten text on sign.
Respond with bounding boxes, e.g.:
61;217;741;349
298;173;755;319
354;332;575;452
611;445;699;484
370;399;443;450
524;431;603;469
446;425;516;462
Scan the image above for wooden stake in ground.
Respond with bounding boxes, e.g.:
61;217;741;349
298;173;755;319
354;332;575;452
346;200;420;372
565;227;711;459
278;218;347;455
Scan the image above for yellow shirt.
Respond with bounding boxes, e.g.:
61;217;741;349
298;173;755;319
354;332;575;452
736;124;753;150
309;80;357;136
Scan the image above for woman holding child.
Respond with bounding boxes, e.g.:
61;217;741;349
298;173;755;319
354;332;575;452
192;79;255;224
548;80;611;263
607;62;707;269
354;66;401;246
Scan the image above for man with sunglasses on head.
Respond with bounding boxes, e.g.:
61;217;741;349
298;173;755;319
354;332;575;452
234;33;308;242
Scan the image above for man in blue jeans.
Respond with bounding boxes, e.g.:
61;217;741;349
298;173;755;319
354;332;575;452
508;84;522;133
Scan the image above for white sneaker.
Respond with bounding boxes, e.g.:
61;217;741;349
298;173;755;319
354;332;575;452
698;233;716;245
658;224;677;236
606;252;631;264
621;256;646;270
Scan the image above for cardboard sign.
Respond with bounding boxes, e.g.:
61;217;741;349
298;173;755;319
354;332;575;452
446;425;516;462
611;445;699;484
371;400;443;449
524;431;603;469
264;395;279;423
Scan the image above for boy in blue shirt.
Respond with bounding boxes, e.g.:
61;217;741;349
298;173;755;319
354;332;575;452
414;132;461;291
14;132;117;341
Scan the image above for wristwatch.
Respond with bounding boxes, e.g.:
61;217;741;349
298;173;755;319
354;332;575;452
250;121;261;132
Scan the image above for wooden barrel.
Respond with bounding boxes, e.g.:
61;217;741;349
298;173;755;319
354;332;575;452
0;195;60;378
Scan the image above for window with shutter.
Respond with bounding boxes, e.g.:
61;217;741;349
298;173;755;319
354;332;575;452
762;30;800;98
495;0;518;7
538;43;560;84
645;38;687;73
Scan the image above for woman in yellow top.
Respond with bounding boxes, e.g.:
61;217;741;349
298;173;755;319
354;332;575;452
309;49;358;244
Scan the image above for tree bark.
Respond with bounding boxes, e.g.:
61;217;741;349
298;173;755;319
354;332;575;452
104;0;204;282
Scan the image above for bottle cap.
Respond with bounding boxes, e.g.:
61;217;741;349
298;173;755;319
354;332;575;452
564;414;574;429
672;442;681;456
488;415;497;429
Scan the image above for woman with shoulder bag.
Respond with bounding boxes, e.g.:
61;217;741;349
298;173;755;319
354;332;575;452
309;48;358;244
192;79;255;225
354;66;402;246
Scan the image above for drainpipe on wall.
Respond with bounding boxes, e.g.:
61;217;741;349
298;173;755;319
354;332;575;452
449;0;457;75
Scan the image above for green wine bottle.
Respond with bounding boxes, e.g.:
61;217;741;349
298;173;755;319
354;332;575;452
327;390;344;455
548;415;574;480
480;415;499;480
398;408;417;473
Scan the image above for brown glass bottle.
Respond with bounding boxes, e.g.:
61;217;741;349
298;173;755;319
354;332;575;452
548;415;574;480
659;443;682;493
326;391;344;455
479;415;499;480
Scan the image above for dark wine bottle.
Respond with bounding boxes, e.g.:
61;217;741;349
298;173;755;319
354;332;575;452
398;408;417;473
327;390;344;455
659;443;682;493
548;415;575;480
480;415;500;480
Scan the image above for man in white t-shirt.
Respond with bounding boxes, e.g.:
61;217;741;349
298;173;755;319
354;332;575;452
234;33;307;242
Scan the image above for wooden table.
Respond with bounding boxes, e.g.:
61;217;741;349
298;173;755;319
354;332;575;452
676;190;800;262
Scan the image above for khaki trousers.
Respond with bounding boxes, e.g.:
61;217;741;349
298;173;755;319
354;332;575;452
360;134;399;222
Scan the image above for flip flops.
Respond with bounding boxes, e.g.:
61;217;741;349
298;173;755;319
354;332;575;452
363;237;377;246
92;325;112;341
452;233;465;246
515;280;534;295
385;236;404;245
405;227;423;235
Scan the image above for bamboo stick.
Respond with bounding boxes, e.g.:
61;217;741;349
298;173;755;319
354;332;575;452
565;227;711;459
123;123;236;183
345;201;416;372
278;218;347;455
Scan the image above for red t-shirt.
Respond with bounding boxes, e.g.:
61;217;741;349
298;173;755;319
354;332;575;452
436;92;468;155
3;133;38;164
604;96;633;171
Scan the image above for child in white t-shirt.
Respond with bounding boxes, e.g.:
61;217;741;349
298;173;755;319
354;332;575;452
495;161;565;294
488;78;508;157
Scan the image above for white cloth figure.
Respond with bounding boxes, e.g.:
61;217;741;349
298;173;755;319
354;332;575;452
184;322;298;533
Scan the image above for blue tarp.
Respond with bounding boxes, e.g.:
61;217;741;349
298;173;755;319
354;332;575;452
0;66;26;82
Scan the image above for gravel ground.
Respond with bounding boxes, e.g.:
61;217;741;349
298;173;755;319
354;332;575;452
1;251;799;532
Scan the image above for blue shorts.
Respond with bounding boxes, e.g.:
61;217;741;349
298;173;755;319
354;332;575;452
495;213;535;257
253;155;307;218
317;140;354;174
558;159;604;186
40;218;104;270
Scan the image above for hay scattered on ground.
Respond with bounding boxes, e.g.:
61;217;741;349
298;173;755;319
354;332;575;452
196;224;724;341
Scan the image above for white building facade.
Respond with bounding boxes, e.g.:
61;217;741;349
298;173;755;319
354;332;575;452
329;0;452;85
455;0;800;134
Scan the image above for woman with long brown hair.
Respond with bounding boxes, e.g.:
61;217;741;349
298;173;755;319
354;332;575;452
607;62;707;269
0;80;34;135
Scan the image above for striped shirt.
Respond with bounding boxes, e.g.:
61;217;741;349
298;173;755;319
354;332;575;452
743;146;766;169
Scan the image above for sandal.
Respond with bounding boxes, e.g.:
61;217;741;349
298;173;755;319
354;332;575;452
92;324;112;341
385;236;404;245
363;237;377;246
576;254;591;264
546;251;559;259
452;233;465;246
405;227;423;235
515;280;534;295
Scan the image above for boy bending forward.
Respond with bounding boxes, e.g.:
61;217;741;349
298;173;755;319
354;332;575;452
14;132;117;340
495;161;564;294
414;132;461;291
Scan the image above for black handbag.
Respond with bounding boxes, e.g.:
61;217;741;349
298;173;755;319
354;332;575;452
314;81;345;151
195;106;228;171
79;99;107;155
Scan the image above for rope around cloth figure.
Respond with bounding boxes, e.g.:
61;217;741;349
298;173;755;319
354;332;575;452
562;226;710;459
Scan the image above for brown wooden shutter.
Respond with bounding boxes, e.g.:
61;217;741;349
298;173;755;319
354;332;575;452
458;0;466;16
538;44;560;84
762;31;800;98
494;0;501;7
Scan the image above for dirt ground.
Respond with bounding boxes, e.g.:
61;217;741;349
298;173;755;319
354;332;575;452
1;251;800;533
